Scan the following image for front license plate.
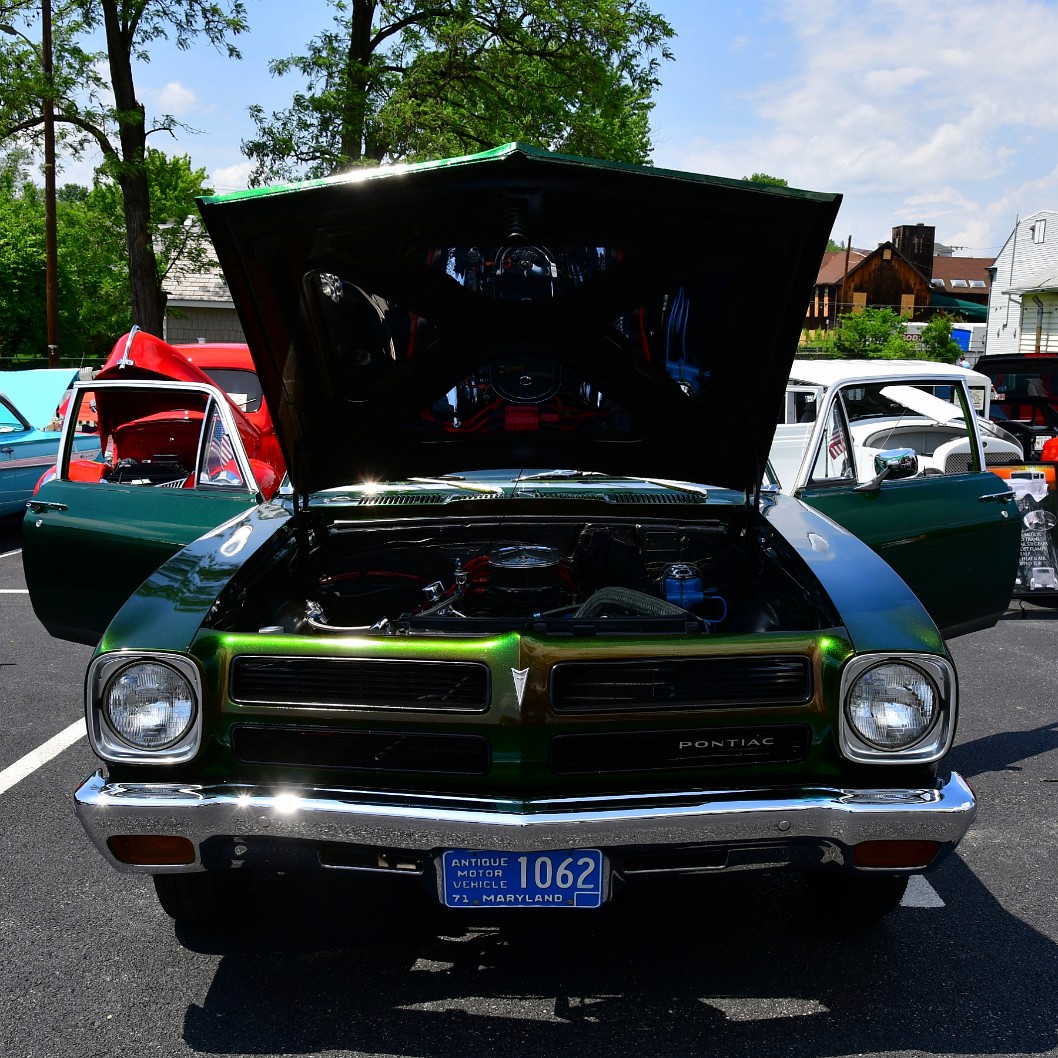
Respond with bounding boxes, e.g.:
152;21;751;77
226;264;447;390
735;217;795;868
441;849;606;908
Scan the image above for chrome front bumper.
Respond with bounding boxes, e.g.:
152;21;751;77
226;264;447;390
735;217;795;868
75;770;977;875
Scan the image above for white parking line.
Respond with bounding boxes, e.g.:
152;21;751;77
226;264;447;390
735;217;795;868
0;589;29;594
0;719;86;796
0;549;22;559
901;874;946;907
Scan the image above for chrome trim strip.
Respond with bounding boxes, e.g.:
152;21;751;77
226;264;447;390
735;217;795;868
75;769;976;874
0;453;59;471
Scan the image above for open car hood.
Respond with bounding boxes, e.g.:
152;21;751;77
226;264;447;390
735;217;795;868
198;143;840;497
880;384;966;426
90;330;268;462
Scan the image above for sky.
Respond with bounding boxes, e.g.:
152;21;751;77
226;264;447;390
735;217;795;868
35;0;1058;258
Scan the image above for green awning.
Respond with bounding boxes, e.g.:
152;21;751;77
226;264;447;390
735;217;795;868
929;293;987;321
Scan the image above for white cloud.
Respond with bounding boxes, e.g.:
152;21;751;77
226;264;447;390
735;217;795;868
657;0;1058;253
209;161;255;192
154;81;199;117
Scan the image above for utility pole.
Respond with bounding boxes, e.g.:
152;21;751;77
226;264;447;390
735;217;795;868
0;4;59;366
42;0;59;368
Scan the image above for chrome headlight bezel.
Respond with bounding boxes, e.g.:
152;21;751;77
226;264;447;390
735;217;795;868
87;653;202;764
839;654;956;764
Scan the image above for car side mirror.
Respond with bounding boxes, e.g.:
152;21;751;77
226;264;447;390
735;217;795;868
874;448;919;480
855;447;919;493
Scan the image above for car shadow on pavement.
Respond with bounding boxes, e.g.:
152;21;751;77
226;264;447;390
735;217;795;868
1001;598;1058;620
947;719;1058;779
177;856;1057;1057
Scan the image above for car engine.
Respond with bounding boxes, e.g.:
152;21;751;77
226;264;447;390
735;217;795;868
231;517;838;638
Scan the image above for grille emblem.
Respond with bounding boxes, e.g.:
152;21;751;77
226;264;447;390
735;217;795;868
512;667;529;706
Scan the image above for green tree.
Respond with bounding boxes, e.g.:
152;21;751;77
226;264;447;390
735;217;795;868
918;313;964;363
0;147;211;364
243;0;675;183
833;307;911;359
0;152;115;362
743;172;787;186
86;147;215;296
0;0;247;337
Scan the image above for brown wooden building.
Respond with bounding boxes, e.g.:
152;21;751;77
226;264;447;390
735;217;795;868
806;240;930;329
805;224;991;330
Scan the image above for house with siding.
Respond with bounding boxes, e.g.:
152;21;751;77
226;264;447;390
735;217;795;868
805;247;868;329
985;211;1058;357
162;241;246;345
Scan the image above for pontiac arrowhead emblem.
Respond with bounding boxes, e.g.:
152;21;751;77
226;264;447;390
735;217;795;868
512;667;529;706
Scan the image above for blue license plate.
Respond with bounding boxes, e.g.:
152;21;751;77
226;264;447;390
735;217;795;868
441;849;605;908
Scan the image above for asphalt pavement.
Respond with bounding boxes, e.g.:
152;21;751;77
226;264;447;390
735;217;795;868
1;511;1056;1058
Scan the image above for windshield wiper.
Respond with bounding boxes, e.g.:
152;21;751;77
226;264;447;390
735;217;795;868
515;470;607;481
514;470;708;496
407;476;505;496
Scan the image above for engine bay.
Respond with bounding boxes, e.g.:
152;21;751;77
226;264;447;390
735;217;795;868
228;515;839;637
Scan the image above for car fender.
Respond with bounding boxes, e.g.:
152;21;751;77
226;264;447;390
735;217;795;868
96;501;293;655
763;492;946;656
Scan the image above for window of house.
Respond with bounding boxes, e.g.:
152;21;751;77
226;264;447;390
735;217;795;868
950;279;968;288
1033;219;1046;244
931;278;946;288
969;280;986;288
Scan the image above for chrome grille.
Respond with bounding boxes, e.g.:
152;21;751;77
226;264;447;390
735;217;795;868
944;450;1017;474
550;656;812;713
231;657;490;712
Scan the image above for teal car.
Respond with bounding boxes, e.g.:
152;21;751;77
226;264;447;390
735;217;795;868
24;145;1019;926
0;368;99;517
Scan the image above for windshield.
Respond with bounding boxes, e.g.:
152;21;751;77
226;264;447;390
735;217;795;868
200;368;263;414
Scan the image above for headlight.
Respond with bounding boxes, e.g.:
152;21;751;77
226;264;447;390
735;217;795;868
847;662;936;749
839;655;954;763
103;661;196;750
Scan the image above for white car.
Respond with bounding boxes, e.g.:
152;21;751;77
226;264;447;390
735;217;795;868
768;359;1022;637
772;359;1021;489
1008;469;1049;503
1028;566;1058;591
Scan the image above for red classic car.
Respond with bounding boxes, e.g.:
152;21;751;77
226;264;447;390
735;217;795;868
51;330;285;497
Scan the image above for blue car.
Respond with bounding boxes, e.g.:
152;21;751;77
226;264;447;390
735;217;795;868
0;369;99;517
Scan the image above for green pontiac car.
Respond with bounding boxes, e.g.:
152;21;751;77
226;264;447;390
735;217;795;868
24;145;1019;925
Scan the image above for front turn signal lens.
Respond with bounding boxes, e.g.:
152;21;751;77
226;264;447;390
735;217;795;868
107;834;196;866
853;840;940;869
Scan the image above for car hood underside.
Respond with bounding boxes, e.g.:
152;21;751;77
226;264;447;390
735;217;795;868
198;143;841;497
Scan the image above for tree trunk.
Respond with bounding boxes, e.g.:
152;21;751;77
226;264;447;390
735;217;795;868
338;0;377;167
102;0;164;335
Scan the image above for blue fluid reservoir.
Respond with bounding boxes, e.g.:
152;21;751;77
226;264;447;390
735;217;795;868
660;563;705;609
